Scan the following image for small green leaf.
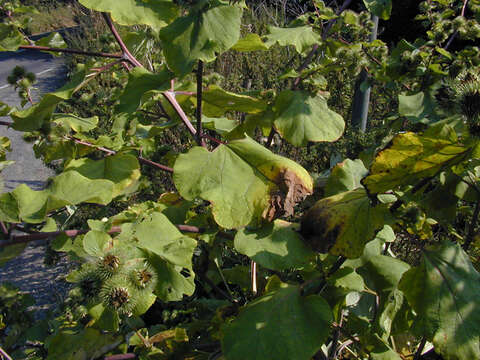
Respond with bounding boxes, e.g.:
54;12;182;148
159;1;242;75
398;91;438;123
222;283;332;360
78;0;178;30
328;267;365;292
273;90;344;147
117;67;173;114
399;241;480;360
0;24;24;51
201;85;267;117
53;114;98;132
83;230;111;257
234;220;315;270
363;0;392;20
35;32;67;49
232;33;269;51
325;159;368;196
301;189;390;258
265;24;321;54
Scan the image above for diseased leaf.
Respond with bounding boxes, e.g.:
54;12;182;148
159;1;242;75
222;283;332;360
78;0;178;30
362;132;472;195
399;242;480;360
301;189;389;258
234;220;315;270
273;90;344;147
174;136;313;229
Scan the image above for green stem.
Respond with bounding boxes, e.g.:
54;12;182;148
196;60;206;147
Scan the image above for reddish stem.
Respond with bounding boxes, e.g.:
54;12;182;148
196;60;206;147
19;45;123;59
102;13;143;68
162;91;199;140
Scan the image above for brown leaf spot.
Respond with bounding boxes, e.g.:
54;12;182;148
300;200;344;253
263;169;312;221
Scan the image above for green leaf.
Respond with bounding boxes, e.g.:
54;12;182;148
328;267;365;292
0;24;24;51
202;116;237;135
117;67;173;114
201;85;267;117
46;328;120;360
35;32;67;49
132;212;196;267
87;303;120;332
273;90;344;147
143;250;196;302
362;132;472;195
232;33;269;51
174;136;313;229
53;114;98;132
83;230;111;257
0;243;27;268
78;0;178;30
301;189;389;258
159;1;242;75
325;159;368;196
398;91;439;123
222;283;332;360
399;241;480;360
64;154;141;198
234;220;315;270
265;24;321;54
10;69;86;131
363;0;392;20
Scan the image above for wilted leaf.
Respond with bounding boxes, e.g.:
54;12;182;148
174;136;313;229
301;189;389;258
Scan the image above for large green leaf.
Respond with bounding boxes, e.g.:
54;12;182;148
174;136;313;229
362;132;472;195
234;220;315;270
116;67;173;114
222;283;332;360
64;154;141;198
363;0;392;20
399;242;480;360
201;85;267;117
131;212;197;267
78;0;178;30
265;23;321;54
300;189;389;258
0;24;24;51
273;90;344;147
52;114;98;133
10;69;86;131
398;91;439;123
232;33;269;52
159;0;242;75
325;159;368;196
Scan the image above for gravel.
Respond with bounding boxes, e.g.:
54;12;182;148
0;49;72;318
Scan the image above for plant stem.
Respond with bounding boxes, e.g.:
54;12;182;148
68;136;174;173
104;355;136;360
196;60;206;147
18;45;123;59
444;0;469;50
162;91;200;140
251;260;257;295
464;199;480;251
0;346;13;360
413;337;427;360
0;224;204;248
102;12;143;68
265;127;276;148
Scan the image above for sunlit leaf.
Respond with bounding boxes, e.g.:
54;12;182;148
325;159;368;196
265;23;321;54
